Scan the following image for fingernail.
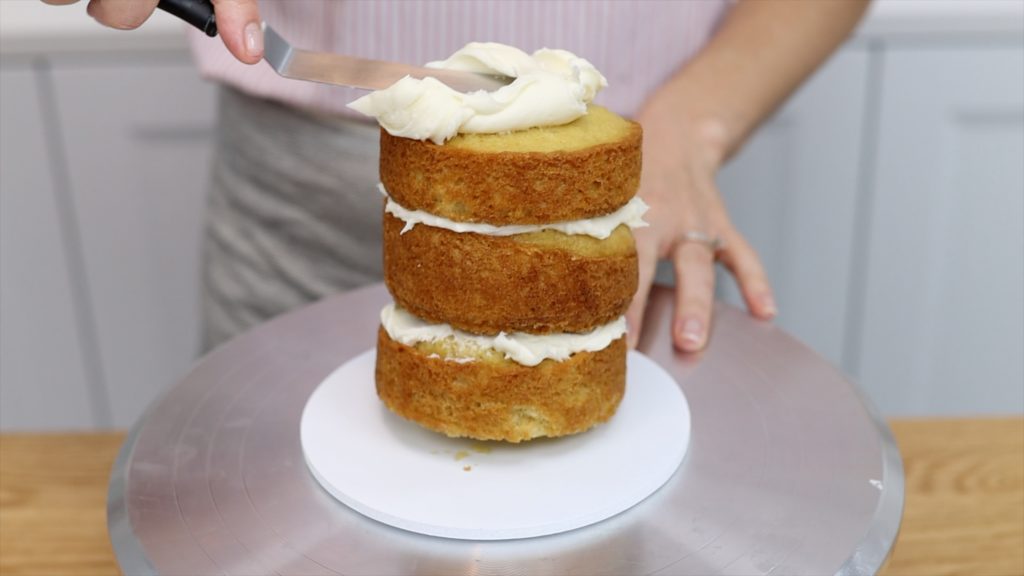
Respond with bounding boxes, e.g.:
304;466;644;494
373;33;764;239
244;21;263;58
677;318;704;348
761;293;777;317
626;318;638;349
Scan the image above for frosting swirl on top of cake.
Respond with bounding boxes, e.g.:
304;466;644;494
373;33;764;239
381;304;626;367
348;42;607;144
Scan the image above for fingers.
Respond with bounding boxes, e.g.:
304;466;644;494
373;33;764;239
211;0;263;64
86;0;159;30
84;0;262;64
671;240;717;352
626;232;659;349
718;228;777;319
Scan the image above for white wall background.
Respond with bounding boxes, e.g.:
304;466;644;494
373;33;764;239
1;1;1022;430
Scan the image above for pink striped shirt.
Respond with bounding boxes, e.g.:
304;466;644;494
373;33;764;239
189;0;730;118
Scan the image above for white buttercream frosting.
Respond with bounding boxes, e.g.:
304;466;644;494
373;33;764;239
379;184;648;239
348;42;607;144
381;304;625;367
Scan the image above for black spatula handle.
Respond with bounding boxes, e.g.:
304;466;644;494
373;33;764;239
158;0;217;37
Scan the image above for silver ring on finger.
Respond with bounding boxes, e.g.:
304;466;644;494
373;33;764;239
679;230;725;254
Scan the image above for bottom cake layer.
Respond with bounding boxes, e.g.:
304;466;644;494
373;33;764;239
375;326;626;443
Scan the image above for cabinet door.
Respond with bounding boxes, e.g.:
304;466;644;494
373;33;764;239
0;66;96;429
50;56;217;427
715;48;869;368
859;45;1024;415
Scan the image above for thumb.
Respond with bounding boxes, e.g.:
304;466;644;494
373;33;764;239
211;0;263;64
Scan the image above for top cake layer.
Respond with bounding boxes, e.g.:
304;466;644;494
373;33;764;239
350;43;641;225
381;105;642;225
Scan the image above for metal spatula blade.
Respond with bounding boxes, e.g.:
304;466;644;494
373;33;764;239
157;0;510;93
262;24;509;92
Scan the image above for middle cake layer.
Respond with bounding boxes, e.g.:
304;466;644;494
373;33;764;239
383;211;638;335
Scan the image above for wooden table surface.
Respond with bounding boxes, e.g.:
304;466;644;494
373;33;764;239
1;418;1021;576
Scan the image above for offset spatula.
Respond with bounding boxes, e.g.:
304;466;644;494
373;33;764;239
157;0;510;92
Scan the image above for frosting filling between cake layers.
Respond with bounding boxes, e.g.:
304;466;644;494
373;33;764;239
381;303;626;367
348;42;607;144
379;184;648;239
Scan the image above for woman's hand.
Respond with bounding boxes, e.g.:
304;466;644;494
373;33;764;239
42;0;264;64
623;0;869;352
626;88;777;352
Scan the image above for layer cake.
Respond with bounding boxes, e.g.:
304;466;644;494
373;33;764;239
350;43;644;442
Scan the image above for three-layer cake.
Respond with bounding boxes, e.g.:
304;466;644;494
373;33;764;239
351;44;644;442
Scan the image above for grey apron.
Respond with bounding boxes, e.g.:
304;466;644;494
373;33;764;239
201;87;382;350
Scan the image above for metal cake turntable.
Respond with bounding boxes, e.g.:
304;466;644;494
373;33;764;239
107;284;903;575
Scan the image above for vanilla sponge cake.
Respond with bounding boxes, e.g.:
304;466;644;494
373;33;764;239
380;106;642;225
383;214;638;335
377;105;642;440
348;43;642;442
375;306;626;443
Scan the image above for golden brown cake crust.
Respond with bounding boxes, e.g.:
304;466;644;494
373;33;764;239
383;212;638;334
379;114;642;225
375;327;626;442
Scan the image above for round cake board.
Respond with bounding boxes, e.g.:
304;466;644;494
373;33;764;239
301;349;690;540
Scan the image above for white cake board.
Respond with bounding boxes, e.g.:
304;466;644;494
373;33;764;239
300;349;690;540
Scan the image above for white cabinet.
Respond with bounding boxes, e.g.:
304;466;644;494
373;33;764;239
48;56;217;427
716;49;869;369
717;43;1024;415
856;46;1024;415
0;65;98;429
1;56;216;429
